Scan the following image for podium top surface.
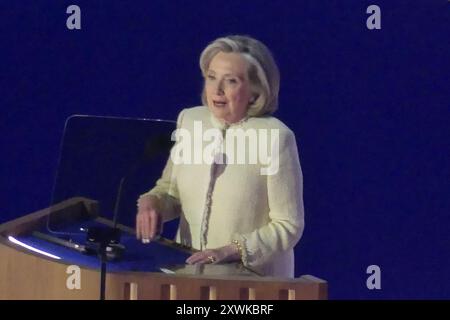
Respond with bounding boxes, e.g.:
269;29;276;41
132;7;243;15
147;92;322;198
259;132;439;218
12;219;188;273
8;217;258;277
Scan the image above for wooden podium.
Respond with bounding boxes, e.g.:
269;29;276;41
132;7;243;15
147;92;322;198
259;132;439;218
0;198;327;300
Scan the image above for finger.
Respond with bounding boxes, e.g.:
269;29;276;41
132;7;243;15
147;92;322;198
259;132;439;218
187;251;216;265
135;214;139;239
149;210;158;239
142;212;151;241
136;213;142;239
197;256;215;265
190;255;207;265
157;215;164;237
186;252;205;265
185;253;197;264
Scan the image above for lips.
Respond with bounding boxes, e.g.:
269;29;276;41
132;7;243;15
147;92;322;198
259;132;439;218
213;100;227;108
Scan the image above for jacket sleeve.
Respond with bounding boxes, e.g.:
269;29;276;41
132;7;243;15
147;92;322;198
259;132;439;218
138;108;186;222
232;128;305;268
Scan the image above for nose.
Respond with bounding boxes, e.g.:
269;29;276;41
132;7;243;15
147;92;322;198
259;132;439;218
215;80;224;95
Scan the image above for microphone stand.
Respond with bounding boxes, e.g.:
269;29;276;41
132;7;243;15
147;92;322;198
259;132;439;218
99;241;107;300
87;176;126;300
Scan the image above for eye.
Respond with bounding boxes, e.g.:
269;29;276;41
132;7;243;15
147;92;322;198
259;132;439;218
206;74;216;80
226;78;238;84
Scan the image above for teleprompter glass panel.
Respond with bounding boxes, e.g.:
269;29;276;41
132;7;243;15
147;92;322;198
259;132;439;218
47;115;176;234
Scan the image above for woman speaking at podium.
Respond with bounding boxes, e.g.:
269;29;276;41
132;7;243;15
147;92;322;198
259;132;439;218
136;35;304;277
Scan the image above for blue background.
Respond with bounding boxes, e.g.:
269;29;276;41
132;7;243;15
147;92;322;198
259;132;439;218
0;0;449;299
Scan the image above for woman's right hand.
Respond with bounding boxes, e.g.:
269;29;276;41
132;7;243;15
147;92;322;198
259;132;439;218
136;195;163;243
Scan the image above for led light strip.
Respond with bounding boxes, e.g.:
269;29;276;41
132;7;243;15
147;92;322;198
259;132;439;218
8;236;61;260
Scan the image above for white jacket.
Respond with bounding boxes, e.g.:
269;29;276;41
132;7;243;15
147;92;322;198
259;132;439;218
141;106;304;277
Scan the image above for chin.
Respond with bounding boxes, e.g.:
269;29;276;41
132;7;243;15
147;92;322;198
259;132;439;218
213;111;227;121
208;105;226;116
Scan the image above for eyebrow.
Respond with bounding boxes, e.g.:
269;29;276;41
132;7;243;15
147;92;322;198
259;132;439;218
206;69;246;79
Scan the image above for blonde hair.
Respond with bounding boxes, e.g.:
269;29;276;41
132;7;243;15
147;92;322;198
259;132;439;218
199;35;280;117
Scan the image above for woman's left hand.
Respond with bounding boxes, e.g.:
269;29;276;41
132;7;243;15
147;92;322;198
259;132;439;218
186;244;240;265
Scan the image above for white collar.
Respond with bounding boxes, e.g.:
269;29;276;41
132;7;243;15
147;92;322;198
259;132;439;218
209;112;249;130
